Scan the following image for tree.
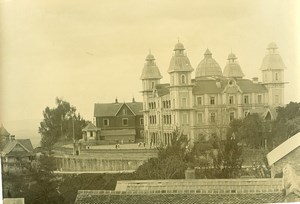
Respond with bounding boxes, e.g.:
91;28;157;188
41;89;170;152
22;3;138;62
134;130;189;180
39;98;88;148
272;102;300;146
2;155;64;204
22;155;64;204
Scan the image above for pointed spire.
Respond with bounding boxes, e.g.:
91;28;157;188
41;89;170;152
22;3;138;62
204;48;212;57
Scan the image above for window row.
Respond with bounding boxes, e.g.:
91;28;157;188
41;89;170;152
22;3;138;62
149;102;156;109
149;115;157;124
163;115;172;124
195;95;263;106
162;100;171;109
103;118;128;126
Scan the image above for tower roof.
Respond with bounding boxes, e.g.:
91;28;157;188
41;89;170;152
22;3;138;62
168;41;193;73
196;49;222;78
140;52;162;80
223;53;245;78
174;42;185;51
260;42;285;70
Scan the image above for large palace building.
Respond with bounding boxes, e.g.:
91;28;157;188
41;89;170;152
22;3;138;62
140;42;286;146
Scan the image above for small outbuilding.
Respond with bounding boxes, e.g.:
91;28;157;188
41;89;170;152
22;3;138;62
267;132;300;178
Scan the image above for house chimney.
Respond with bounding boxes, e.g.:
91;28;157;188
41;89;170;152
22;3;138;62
252;77;258;84
132;97;135;103
10;135;15;141
115;98;118;103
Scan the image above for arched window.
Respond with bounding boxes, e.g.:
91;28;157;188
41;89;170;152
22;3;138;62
181;75;186;84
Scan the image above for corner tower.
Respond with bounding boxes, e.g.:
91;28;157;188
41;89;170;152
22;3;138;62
168;41;194;141
260;43;286;106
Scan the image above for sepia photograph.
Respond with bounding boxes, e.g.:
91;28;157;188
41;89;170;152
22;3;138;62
0;0;300;203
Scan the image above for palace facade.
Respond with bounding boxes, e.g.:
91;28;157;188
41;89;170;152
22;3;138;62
140;42;286;146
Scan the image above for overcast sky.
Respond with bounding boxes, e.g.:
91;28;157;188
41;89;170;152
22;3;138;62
1;0;300;123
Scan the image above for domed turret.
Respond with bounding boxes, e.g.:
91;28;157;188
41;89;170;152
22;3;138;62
223;53;244;78
140;51;162;80
195;49;222;78
168;41;193;73
260;42;285;70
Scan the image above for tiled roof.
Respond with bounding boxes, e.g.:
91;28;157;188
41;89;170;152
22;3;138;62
223;63;245;78
236;79;268;93
94;102;143;117
140;53;162;80
156;84;170;97
2;139;34;155
192;79;226;94
101;129;136;136
260;53;285;70
126;103;143;116
267;132;300;166
82;123;99;131
196;49;223;78
75;191;284;204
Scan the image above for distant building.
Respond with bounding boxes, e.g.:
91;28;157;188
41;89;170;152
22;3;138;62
267;132;300;178
82;98;144;144
1;134;35;174
140;42;286;146
75;178;286;204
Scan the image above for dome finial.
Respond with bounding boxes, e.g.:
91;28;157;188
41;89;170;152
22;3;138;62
204;48;212;57
267;42;278;54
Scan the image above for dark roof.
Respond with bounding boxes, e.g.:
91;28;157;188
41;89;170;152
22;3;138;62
126;103;143;116
156;83;170;97
94;102;143;117
192;78;267;95
2;139;34;155
0;125;10;136
193;79;226;94
75;191;284;204
82;123;99;131
236;79;268;93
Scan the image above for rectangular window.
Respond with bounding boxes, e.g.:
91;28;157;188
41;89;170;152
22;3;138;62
210;97;215;105
122;118;128;126
229;112;235;121
244;111;249;117
196;97;202;105
275;95;279;104
140;118;144;125
244;95;249;104
197;112;203;124
210;112;216;123
258;95;262;104
229;96;234;104
182;113;188;124
181;98;187;108
90;132;94;137
123;108;127;115
103;119;109;126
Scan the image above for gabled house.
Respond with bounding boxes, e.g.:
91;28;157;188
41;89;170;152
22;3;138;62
90;98;144;144
1;135;35;174
267;132;300;178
